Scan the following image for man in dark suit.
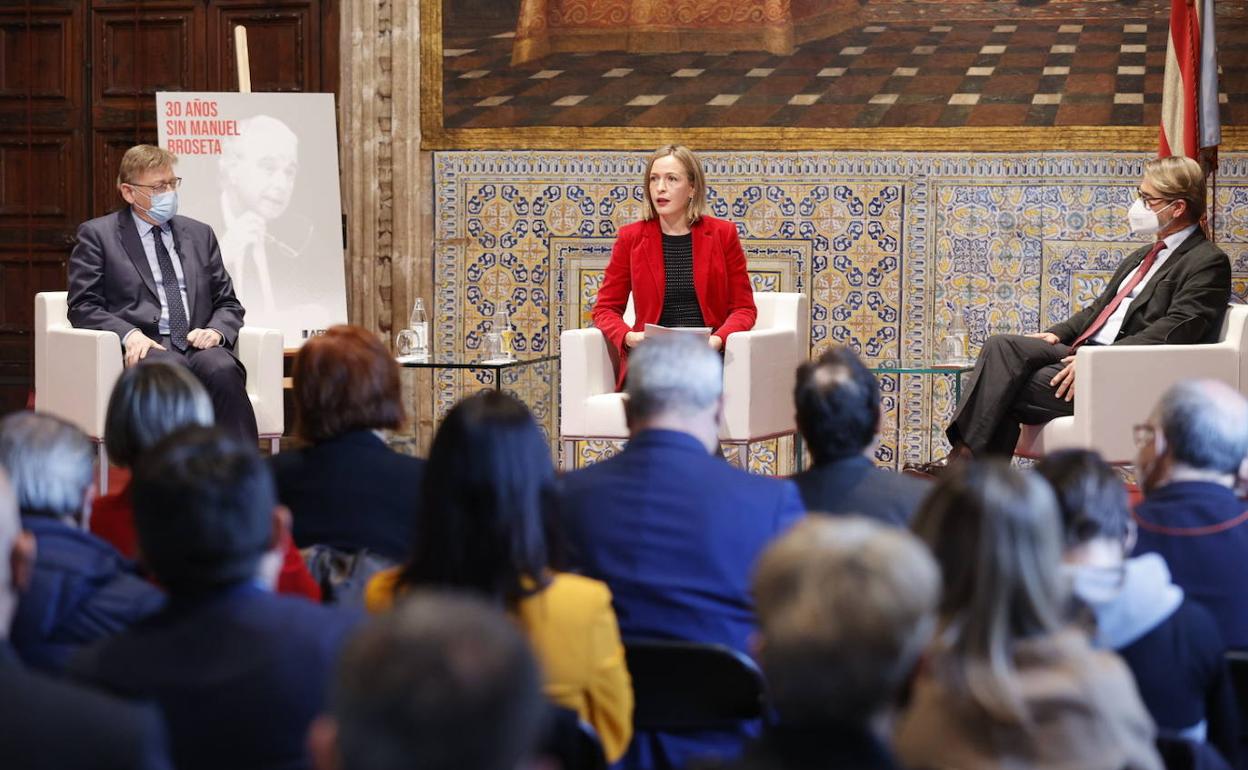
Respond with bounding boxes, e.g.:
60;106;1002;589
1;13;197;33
73;426;360;770
68;144;258;443
790;346;930;525
1132;379;1248;649
0;465;174;770
558;334;806;770
0;411;164;672
916;156;1230;468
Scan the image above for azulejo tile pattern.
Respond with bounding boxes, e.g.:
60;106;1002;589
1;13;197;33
434;151;1248;470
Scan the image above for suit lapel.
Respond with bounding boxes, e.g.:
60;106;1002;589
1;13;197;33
169;217;198;319
691;218;712;310
1123;228;1205;324
117;208;159;301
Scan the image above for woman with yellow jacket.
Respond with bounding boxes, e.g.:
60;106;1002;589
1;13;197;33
364;390;633;762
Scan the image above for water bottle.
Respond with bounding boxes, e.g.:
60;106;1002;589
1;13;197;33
493;305;514;361
941;305;970;365
398;298;429;359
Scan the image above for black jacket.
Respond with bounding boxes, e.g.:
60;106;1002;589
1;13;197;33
1047;228;1231;346
0;642;172;769
269;430;425;561
790;455;930;527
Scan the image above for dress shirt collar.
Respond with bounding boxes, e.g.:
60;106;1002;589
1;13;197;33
1159;223;1199;254
129;208;167;239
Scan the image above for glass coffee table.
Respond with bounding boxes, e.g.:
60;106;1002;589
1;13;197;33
396;353;559;390
868;359;974;403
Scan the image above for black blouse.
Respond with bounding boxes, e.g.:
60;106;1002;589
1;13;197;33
657;232;705;328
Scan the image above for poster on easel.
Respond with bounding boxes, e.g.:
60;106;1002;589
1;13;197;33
155;90;347;348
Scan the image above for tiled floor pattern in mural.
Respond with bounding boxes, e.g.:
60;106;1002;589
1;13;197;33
432;152;1248;472
442;9;1248;129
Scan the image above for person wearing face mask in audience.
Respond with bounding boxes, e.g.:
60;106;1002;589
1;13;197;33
67;144;258;444
908;155;1229;474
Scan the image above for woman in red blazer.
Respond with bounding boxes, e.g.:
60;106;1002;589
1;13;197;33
592;144;757;388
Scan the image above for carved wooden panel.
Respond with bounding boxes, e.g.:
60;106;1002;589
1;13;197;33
92;7;202;107
0;134;77;224
209;3;320;93
0;11;72;99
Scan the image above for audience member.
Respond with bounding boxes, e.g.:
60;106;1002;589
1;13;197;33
309;591;546;770
559;334;805;770
1037;449;1238;765
0;411;163;671
707;515;939;770
790;346;930;525
95;361;320;600
895;461;1162;770
271;325;424;562
365;390;632;762
0;466;174;770
1132;379;1248;648
73;426;359;770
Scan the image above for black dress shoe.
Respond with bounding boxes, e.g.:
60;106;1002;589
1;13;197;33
902;456;956;480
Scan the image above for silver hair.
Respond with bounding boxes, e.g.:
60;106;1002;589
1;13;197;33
624;334;723;420
0;412;94;518
1158;379;1248;474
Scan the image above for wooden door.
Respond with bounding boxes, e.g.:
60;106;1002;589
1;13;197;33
0;0;337;414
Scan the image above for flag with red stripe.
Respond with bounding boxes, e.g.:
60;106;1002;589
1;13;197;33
1159;0;1219;159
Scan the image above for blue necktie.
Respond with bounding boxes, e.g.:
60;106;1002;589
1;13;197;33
152;227;189;351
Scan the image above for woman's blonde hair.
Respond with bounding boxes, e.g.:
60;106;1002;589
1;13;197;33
1144;155;1206;221
642;144;708;224
910;461;1066;725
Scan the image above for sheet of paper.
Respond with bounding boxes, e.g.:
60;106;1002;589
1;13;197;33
643;323;712;338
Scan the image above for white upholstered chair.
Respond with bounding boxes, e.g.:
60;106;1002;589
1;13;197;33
559;292;810;469
1015;303;1248;464
34;291;285;492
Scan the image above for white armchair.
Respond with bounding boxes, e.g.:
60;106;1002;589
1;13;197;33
1015;303;1248;464
34;291;285;493
559;292;810;470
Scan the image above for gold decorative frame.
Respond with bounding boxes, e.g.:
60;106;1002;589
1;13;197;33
419;1;1247;152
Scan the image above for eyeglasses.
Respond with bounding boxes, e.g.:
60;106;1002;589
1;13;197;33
126;178;182;194
1132;423;1157;448
1137;189;1172;208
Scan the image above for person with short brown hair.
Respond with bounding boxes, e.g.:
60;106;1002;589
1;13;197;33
68;143;258;443
912;156;1230;471
270;325;424;561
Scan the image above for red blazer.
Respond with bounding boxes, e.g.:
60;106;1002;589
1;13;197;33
592;216;757;388
92;482;323;602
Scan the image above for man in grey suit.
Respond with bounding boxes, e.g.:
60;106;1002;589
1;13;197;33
68;144;257;442
912;155;1230;470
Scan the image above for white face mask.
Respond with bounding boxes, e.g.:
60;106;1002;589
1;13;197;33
1127;197;1176;237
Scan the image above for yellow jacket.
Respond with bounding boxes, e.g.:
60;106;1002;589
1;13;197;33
364;568;634;762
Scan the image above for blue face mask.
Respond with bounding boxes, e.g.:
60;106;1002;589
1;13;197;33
141;190;178;225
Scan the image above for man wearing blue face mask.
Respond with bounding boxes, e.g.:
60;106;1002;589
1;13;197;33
67;145;258;443
909;155;1230;473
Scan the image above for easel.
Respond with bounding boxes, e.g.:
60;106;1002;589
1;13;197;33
235;25;252;94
